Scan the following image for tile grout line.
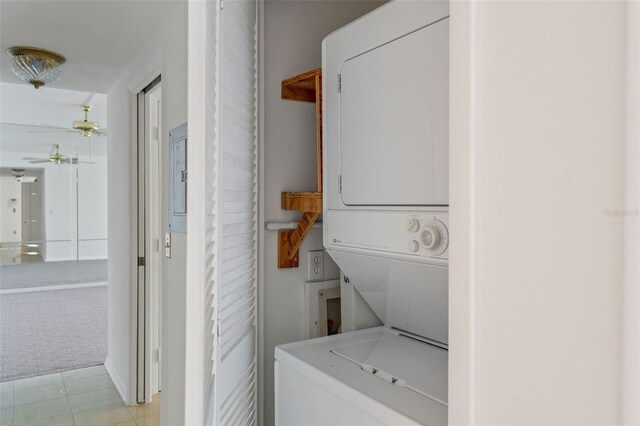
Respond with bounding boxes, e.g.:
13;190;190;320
61;373;76;426
11;381;15;426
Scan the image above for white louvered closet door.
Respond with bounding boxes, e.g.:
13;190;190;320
203;0;259;424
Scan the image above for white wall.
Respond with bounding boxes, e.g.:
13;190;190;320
261;2;384;424
0;176;22;242
624;2;640;425
78;156;108;259
160;8;189;419
106;2;187;419
450;2;629;424
105;70;134;404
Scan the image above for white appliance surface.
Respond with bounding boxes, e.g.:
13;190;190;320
329;250;448;343
322;0;450;343
340;17;449;206
275;327;447;425
325;209;449;264
323;0;449;213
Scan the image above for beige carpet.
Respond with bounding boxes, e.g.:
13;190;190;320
0;260;108;290
0;286;107;381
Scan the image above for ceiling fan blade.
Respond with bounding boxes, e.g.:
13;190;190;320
38;124;69;130
28;160;51;164
27;130;68;134
22;157;45;160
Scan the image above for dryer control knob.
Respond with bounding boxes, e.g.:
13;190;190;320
407;218;420;233
408;240;420;253
420;226;440;250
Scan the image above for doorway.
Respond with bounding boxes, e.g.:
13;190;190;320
0;167;45;263
135;76;163;404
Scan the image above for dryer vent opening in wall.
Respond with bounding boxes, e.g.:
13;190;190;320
305;280;341;338
319;288;341;336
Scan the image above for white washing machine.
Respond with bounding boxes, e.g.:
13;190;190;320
275;1;450;424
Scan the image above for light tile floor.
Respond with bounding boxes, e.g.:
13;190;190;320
0;365;160;426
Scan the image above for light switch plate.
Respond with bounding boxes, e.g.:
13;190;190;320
165;233;171;258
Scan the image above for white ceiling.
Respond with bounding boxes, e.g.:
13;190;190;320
1;82;107;128
0;1;182;161
0;82;107;156
0;122;108;157
0;0;183;93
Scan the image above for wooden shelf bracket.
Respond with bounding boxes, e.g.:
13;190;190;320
278;69;323;268
278;212;321;268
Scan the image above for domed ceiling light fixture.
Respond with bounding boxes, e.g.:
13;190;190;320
7;46;66;89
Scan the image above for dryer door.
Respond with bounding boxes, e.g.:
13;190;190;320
339;18;449;206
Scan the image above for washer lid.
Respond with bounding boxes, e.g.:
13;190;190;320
275;327;448;425
331;333;447;406
327;249;449;344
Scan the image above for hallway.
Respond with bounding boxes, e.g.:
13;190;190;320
0;365;160;426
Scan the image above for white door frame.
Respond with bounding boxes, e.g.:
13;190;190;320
135;75;163;404
147;85;163;397
182;0;207;423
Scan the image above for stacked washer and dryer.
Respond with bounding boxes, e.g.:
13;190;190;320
275;1;450;424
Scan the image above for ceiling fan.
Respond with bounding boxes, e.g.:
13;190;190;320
10;169;37;183
22;144;94;165
72;105;106;137
30;105;107;137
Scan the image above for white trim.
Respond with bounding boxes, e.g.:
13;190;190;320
105;356;133;405
0;281;107;295
184;0;207;423
449;2;475;423
257;0;266;425
624;2;640;424
468;0;479;422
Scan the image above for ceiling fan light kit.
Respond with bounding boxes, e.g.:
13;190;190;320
22;144;95;165
7;46;66;89
73;105;101;137
48;144;66;164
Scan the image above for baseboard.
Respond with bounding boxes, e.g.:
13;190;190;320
0;281;107;295
104;356;132;405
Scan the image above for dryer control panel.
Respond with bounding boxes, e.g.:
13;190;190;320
325;210;448;265
408;217;449;257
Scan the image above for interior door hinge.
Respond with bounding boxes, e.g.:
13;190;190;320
216;321;221;337
156;348;160;362
219;0;224;9
337;74;342;93
338;175;342;193
138;256;145;267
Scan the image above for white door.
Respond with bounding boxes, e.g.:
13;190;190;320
339;18;449;206
202;0;259;424
136;77;163;403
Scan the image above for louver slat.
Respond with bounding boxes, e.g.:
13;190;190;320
206;0;259;424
